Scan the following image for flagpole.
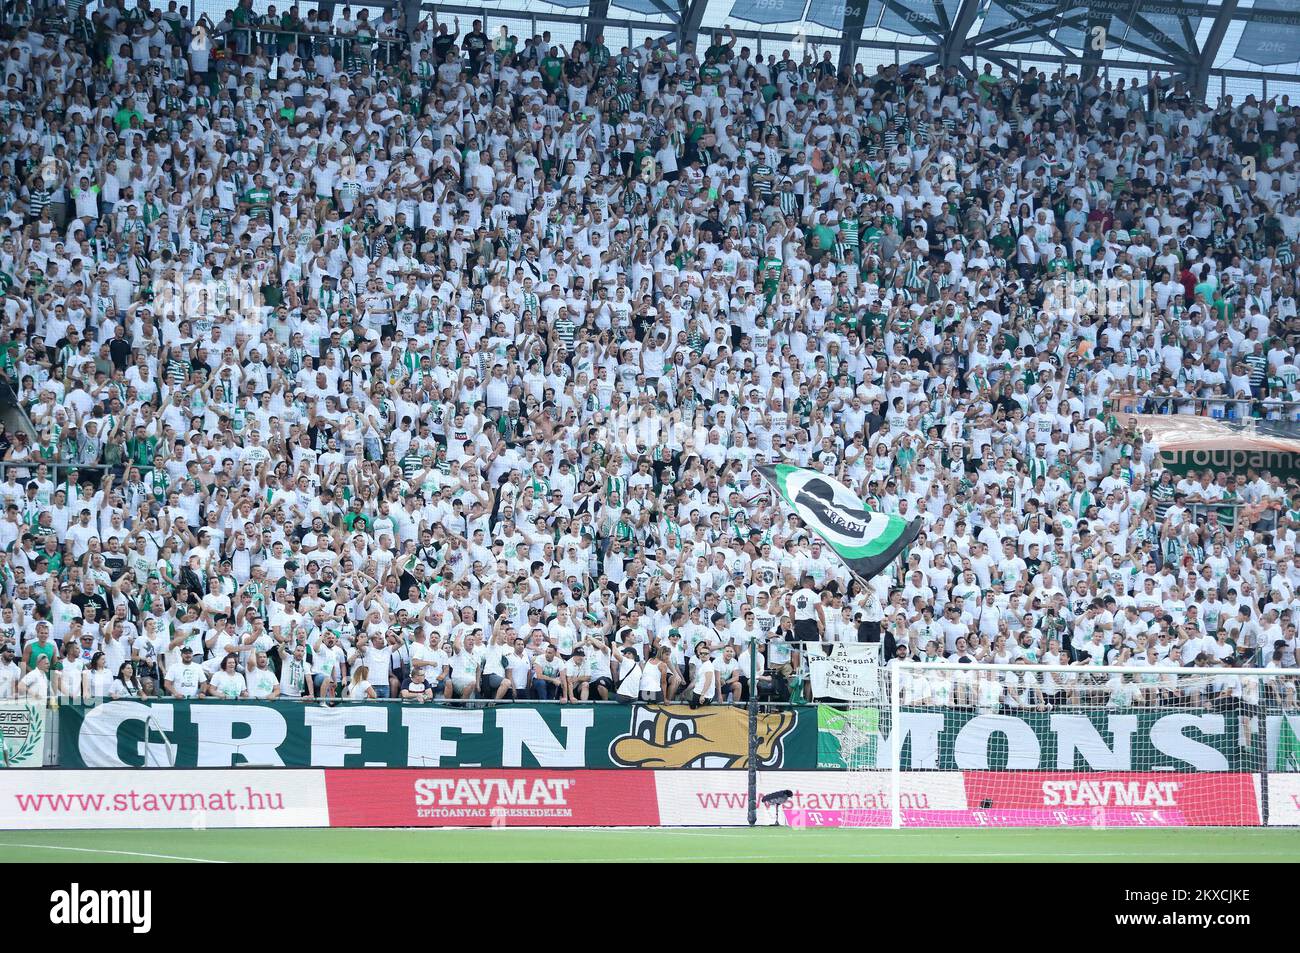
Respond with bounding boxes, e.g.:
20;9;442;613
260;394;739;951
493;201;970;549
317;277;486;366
751;462;919;799
746;644;757;827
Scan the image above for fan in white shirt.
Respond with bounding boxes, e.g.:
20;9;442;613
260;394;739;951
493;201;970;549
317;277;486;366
18;656;50;700
688;643;717;704
0;645;19;698
208;654;249;699
279;644;315;699
164;647;208;698
245;651;282;699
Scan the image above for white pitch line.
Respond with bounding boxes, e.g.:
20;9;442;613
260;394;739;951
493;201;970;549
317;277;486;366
502;850;1298;863
0;842;226;863
521;855;839;862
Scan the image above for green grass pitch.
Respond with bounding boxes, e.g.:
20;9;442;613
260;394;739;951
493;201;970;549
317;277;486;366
0;827;1297;863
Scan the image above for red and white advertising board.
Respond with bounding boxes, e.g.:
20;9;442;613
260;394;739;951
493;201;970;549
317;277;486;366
1267;774;1300;826
962;772;1262;826
325;769;660;827
0;770;329;829
654;771;969;826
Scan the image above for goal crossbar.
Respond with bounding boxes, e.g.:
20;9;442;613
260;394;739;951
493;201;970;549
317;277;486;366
895;661;1280;675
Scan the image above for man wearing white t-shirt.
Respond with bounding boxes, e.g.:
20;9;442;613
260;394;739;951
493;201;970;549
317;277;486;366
504;637;533;699
548;607;580;657
688;642;717;707
18;655;50;700
351;632;395;698
245;651;281;699
0;644;20;698
1016;225;1039;279
613;646;641;702
532;643;565;700
203;619;243;674
449;634;483;699
940;603;972;656
1254;610;1281;662
563;647;589;702
583;637;614;700
312;632;347;699
164;646;207;698
418;633;453;695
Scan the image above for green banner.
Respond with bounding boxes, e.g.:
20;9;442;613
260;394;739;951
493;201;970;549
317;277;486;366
59;701;1297;772
57;701;817;770
1269;713;1300;771
1160;448;1300;481
817;706;878;768
818;705;1259;771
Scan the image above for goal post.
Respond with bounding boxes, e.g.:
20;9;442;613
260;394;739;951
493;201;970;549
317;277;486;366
880;661;1293;828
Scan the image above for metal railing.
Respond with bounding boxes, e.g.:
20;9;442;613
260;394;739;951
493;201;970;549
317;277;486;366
0;11;412;67
0;459;116;480
220;24;410;67
143;709;176;767
1112;392;1300;421
1171;498;1279;533
27;694;797;708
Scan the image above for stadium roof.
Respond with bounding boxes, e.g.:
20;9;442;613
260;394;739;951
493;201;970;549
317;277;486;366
421;0;1300;98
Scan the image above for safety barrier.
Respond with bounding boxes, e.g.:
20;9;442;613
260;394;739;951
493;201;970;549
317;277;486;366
1112;392;1300;421
0;767;1293;829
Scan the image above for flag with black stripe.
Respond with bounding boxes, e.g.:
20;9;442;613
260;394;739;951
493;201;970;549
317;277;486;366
758;464;921;582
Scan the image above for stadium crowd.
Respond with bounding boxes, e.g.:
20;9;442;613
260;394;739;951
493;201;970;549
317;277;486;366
0;0;1296;712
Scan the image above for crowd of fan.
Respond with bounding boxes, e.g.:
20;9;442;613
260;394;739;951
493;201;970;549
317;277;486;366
0;0;1297;711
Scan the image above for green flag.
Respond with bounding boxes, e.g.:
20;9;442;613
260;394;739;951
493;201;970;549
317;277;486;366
758;464;921;581
1277;716;1300;772
817;706;879;769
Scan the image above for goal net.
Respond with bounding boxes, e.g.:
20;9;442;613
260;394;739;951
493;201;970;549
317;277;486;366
812;661;1297;828
890;661;1297;828
789;642;897;828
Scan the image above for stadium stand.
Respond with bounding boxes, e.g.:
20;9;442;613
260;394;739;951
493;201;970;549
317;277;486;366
0;0;1296;714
